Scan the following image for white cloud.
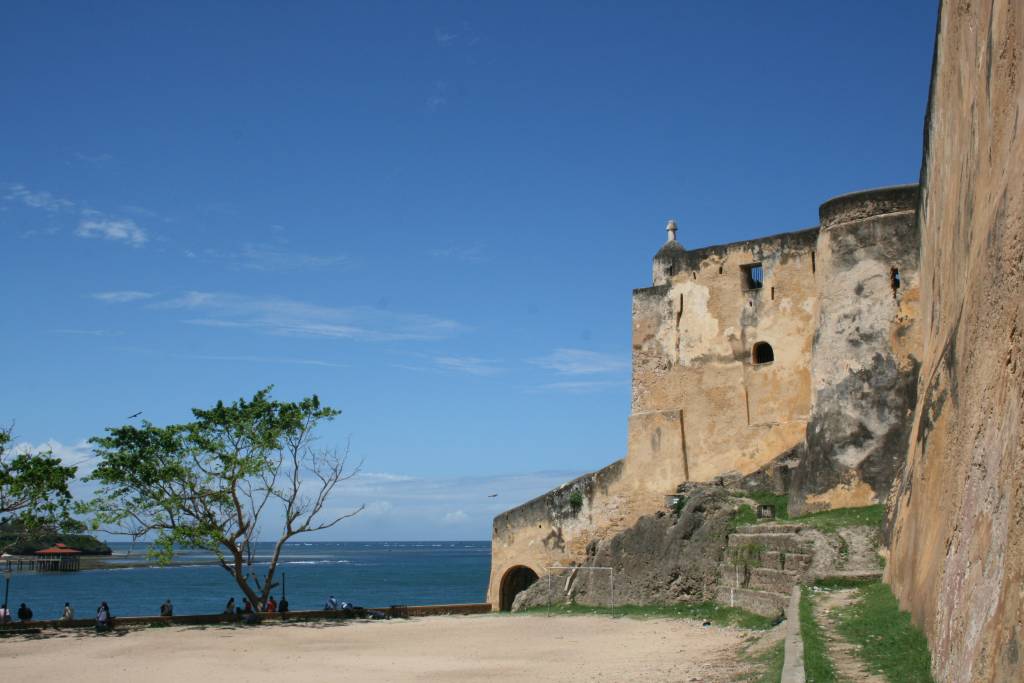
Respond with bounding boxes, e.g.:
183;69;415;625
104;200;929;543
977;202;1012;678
529;348;629;375
4;183;74;212
13;438;95;475
93;290;155;303
433;355;503;376
152;290;466;342
434;28;458;45
77;217;147;246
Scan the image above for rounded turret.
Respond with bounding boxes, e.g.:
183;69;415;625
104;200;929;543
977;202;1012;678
818;184;919;230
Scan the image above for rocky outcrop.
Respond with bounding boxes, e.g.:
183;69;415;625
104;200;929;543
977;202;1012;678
511;488;734;610
886;1;1024;681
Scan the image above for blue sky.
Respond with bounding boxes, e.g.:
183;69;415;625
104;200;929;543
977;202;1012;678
0;1;938;541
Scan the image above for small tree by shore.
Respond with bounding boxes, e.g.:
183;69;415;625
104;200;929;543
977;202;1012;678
85;387;363;609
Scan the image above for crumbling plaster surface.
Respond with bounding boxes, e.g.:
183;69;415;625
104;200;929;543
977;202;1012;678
791;189;922;514
887;1;1024;681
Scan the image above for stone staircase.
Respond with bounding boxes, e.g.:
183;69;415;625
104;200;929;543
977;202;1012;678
715;523;812;620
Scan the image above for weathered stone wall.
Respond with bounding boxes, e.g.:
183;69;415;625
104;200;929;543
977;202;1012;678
631;228;819;484
791;186;922;514
886;1;1024;681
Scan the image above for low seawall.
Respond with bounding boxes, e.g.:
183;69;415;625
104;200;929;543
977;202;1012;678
0;602;492;632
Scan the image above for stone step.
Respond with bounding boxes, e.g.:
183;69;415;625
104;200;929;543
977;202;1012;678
735;523;805;535
717;561;749;588
728;532;811;553
748;568;800;593
714;586;787;620
784;553;813;573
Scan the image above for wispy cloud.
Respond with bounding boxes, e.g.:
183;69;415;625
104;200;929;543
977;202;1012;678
4;183;150;247
531;380;627;394
190;243;346;272
93;291;155;303
4;183;74;212
426;81;448;111
433;355;503;376
154;291;466;342
529;348;629;375
13;438;96;475
53;328;123;337
76;216;147;246
73;152;114;166
177;354;348;369
434;28;458;46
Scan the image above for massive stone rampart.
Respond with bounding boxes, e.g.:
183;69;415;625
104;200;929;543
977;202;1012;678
886;1;1024;681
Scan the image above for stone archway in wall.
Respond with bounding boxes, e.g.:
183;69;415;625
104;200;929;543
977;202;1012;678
499;565;539;611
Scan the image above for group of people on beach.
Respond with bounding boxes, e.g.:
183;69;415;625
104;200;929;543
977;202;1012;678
0;600;112;632
223;594;288;623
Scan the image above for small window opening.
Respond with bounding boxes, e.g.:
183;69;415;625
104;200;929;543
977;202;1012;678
741;263;764;290
811;251;816;274
771;286;775;300
692;271;696;280
718;265;723;274
891;267;901;296
752;342;774;365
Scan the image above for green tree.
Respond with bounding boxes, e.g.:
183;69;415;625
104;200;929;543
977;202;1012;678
0;424;78;554
86;387;363;609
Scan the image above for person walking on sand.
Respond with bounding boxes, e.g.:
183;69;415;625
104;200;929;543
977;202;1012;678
160;599;173;617
17;603;33;622
265;595;277;613
61;602;74;621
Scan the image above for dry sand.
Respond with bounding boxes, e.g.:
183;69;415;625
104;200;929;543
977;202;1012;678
1;614;769;682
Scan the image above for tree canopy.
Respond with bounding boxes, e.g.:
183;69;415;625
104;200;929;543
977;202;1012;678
86;387;363;607
0;424;78;553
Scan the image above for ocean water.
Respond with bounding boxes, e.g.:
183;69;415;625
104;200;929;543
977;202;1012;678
2;541;491;621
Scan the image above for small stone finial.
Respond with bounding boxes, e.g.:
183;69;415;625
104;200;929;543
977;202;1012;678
666;219;678;242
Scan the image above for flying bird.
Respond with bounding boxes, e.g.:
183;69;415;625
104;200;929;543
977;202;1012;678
127;411;143;419
487;494;498;498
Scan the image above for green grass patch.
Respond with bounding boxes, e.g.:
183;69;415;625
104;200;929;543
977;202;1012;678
791;504;885;533
813;576;879;590
731;504;758;530
800;587;838;682
516;601;777;630
738;638;785;683
834;582;935;682
747;492;790;520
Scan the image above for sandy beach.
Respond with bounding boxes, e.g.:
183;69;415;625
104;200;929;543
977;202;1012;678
1;614;774;682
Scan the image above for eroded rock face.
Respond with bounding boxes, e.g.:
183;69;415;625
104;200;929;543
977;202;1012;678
512;489;733;610
886;2;1024;682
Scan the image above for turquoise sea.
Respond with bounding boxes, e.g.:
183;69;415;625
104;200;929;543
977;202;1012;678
3;541;491;621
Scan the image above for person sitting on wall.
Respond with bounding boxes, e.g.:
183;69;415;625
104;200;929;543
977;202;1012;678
265;595;277;613
17;603;33;622
223;597;235;615
160;599;173;617
0;603;10;624
61;602;74;621
241;598;253;614
324;595;338;611
278;597;289;616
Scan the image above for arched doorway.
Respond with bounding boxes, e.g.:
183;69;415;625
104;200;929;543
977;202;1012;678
499;565;539;611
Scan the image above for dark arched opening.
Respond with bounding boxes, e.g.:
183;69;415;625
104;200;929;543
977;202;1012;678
499;565;539;611
752;342;774;364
